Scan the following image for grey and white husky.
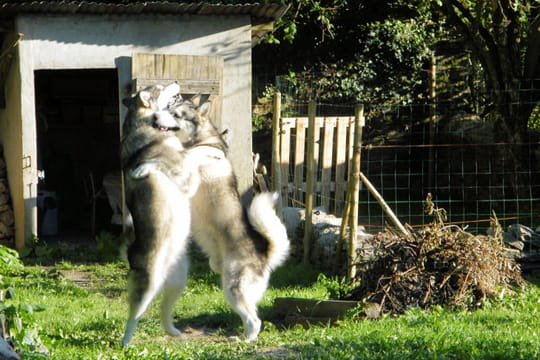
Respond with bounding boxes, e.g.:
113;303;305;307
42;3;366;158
164;96;290;342
120;83;199;347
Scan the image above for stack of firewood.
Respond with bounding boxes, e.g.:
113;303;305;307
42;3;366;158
0;153;14;247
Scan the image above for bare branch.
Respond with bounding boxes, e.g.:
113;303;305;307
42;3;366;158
443;0;505;89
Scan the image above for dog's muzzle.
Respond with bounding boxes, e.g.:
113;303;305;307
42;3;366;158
153;111;180;132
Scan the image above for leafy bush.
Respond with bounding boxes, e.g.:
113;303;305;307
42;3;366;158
316;273;357;300
0;276;47;356
95;231;126;262
0;245;23;271
19;235;54;261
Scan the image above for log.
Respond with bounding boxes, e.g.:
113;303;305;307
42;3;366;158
0;158;5;178
0;210;14;226
274;297;359;319
0;179;7;193
0;222;13;238
359;172;412;239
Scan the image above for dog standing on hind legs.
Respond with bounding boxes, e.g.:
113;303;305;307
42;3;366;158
166;97;290;342
120;83;198;347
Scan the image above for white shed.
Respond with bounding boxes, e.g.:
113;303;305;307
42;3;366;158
0;1;288;249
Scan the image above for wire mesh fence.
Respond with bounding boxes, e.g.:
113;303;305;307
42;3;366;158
269;98;540;235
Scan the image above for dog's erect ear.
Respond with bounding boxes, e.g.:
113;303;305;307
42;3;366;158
137;91;152;108
189;94;202;107
198;101;212;118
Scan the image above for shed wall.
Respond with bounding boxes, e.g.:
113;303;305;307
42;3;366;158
0;42;26;248
6;14;254;248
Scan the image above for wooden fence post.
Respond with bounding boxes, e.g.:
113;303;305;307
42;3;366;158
303;99;317;264
346;105;364;279
271;91;283;217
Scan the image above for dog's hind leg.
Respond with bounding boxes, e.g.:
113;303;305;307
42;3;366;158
222;270;266;342
160;256;189;337
122;271;161;347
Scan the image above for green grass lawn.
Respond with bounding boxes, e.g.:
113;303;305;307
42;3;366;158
2;251;540;360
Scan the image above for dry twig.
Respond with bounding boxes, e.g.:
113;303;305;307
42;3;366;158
345;197;523;314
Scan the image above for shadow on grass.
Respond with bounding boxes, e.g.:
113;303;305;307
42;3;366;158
171;307;293;341
523;270;540;287
173;311;241;337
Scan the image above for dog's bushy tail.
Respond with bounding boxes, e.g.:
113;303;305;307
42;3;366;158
248;192;289;270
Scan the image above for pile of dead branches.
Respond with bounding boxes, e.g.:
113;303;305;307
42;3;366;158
346;199;524;314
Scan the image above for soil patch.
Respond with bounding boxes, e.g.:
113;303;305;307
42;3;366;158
57;269;105;287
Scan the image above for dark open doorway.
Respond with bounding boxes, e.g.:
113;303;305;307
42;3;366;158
34;69;121;243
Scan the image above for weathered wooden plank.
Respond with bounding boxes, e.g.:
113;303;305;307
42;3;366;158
133;78;221;94
320;117;336;210
132;53;223;125
154;54;165;78
293;117;307;205
280;118;292;207
281;115;355;215
132;53;154;79
160;54;173;79
311;117;323;208
334;117;349;214
132;53;223;82
274;297;359;318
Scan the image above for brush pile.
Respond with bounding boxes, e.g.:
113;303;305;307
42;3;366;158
345;197;524;314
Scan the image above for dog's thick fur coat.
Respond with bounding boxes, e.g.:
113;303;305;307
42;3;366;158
120;83;198;347
167;98;289;341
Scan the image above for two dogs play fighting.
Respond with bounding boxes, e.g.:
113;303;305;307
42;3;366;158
120;83;289;346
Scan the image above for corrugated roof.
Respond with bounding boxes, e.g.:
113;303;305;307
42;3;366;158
0;1;290;24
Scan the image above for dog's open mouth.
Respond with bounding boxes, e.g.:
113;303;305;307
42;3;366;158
153;111;180;132
154;125;179;132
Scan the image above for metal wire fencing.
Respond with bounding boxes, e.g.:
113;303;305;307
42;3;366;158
270;98;540;235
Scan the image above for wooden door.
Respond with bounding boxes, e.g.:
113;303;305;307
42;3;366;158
131;53;223;126
120;53;224;230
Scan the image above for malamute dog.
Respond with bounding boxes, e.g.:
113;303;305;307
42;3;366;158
120;83;199;347
166;96;290;342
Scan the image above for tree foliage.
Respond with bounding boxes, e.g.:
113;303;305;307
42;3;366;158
256;0;440;106
257;0;540;141
437;0;540;140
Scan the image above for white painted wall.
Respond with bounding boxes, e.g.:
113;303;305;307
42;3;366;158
0;37;26;249
6;14;254;247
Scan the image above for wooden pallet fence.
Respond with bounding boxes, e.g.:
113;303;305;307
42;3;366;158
278;114;356;215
